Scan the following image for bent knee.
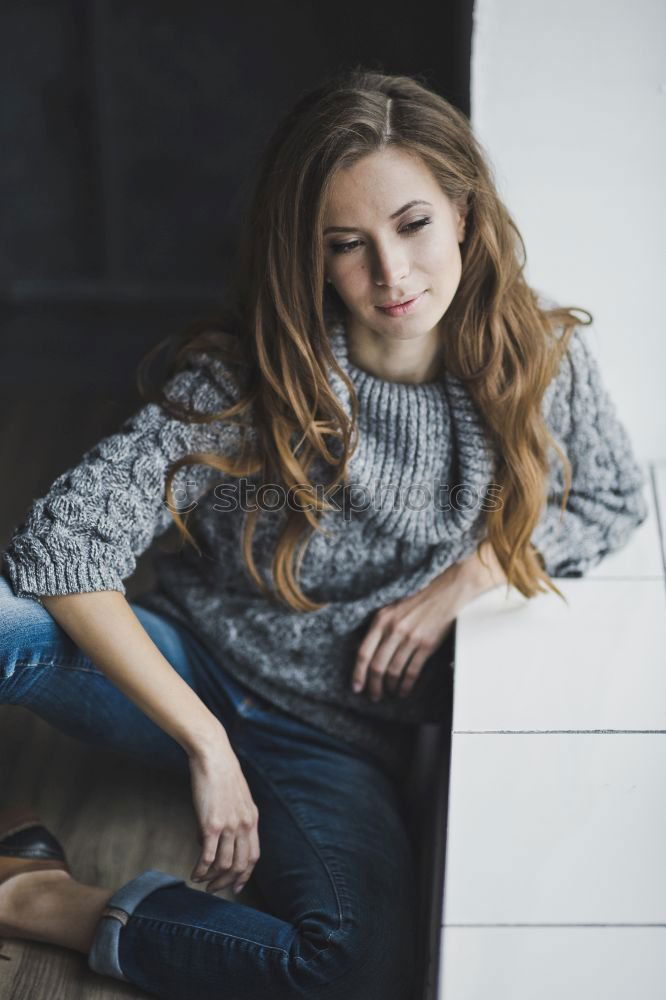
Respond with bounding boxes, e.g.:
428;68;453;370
0;574;77;681
293;921;416;1000
0;574;52;631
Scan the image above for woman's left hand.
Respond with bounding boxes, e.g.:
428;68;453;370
350;543;504;702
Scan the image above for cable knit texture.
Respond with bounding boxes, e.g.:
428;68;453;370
1;304;648;782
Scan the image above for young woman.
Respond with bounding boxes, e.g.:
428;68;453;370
0;67;647;999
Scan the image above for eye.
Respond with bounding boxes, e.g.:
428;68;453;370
329;217;432;255
402;217;432;235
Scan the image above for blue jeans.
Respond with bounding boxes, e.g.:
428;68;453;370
0;575;417;999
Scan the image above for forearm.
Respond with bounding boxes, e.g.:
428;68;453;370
40;590;227;758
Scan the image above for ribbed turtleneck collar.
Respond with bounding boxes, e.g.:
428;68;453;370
326;316;497;547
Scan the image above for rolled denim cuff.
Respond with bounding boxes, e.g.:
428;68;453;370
88;869;185;982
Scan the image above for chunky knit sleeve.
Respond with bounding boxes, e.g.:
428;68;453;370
530;327;648;577
1;352;249;601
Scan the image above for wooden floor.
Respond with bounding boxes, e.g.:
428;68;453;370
0;707;215;999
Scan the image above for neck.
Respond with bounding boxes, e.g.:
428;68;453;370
344;314;444;385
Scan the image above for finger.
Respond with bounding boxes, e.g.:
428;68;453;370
397;646;431;698
191;832;220;882
367;631;406;702
195;832;234;883
207;832;250;894
231;833;250;892
208;825;250;889
233;832;250;880
249;824;261;866
232;824;261;894
205;829;235;884
245;824;261;880
351;622;386;693
384;638;417;694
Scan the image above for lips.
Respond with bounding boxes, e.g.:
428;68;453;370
375;291;426;316
378;294;419;308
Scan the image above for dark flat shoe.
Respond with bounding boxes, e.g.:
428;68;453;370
0;806;70;889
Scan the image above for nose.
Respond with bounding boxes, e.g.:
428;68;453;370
372;240;410;287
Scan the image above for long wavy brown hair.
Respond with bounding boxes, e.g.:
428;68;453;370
136;66;592;613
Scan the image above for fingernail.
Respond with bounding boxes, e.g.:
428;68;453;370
352;681;362;692
234;883;244;894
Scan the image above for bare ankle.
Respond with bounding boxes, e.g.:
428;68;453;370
0;869;112;953
0;869;71;933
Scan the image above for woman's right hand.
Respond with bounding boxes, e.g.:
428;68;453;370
188;735;261;895
33;591;260;895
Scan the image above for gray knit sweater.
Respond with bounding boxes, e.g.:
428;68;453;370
1;306;648;781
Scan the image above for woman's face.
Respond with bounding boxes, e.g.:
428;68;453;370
322;147;466;344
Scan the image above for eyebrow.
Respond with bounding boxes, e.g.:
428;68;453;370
323;200;433;235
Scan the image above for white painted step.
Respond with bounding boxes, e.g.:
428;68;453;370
442;732;666;927
452;578;666;733
438;927;666;1000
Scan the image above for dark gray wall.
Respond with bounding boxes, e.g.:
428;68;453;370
0;0;473;389
0;0;473;561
